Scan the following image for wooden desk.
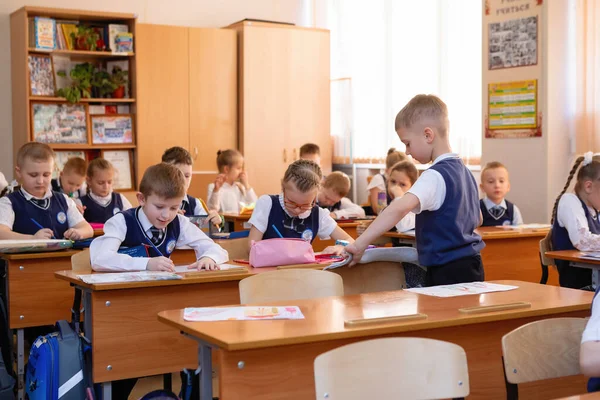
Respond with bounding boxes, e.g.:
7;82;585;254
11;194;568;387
222;213;251;232
312;222;361;252
546;250;599;267
54;258;405;399
382;227;556;285
556;393;600;400
159;281;592;400
93;228;104;237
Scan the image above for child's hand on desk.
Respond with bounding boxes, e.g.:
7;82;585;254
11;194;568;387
213;174;226;192
322;244;346;256
34;228;54;239
189;257;219;271
147;257;175;272
64;228;84;241
344;243;365;266
207;211;222;227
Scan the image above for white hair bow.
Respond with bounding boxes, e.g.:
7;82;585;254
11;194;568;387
583;151;600;166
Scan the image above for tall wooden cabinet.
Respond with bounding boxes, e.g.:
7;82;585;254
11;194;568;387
136;24;237;197
229;21;331;196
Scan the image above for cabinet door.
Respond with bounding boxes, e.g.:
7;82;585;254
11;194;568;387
189;28;237;171
288;29;331;174
240;26;292;196
136;24;190;184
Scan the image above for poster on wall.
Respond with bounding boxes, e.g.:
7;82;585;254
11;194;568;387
488;80;537;130
488;16;537;70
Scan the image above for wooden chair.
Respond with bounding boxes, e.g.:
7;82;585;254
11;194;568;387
239;269;343;303
71;248;91;271
502;317;588;400
314;337;470;400
539;229;553;284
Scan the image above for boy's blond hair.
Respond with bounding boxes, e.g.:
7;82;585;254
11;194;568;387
481;161;508;179
139;163;185;199
16;142;55;167
299;143;320;157
323;171;351;197
87;158;114;178
394;94;449;135
63;157;87;176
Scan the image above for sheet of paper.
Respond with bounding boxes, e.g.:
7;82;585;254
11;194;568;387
580;252;600;260
174;263;246;273
77;271;182;284
183;306;305;321
405;282;518;298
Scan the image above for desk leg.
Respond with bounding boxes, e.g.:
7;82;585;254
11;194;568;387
102;382;112;400
17;328;24;400
199;343;212;400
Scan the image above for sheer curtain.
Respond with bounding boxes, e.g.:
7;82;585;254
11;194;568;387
325;0;482;164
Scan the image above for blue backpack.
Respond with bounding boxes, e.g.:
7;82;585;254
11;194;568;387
25;290;92;400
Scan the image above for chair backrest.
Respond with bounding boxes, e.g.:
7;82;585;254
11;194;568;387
71;249;91;272
539;229;554;267
502;317;587;385
314;337;470;399
239;269;344;304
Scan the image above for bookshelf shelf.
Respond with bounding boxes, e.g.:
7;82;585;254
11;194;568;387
29;96;136;103
28;48;134;58
48;144;136;150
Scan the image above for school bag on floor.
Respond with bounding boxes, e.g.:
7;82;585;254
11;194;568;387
25;289;91;400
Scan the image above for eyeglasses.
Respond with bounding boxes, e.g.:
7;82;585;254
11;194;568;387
283;191;316;212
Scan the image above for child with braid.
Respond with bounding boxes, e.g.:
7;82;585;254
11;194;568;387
248;160;353;255
551;152;600;290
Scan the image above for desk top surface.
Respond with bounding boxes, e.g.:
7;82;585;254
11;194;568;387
157;280;592;351
546;250;600;264
384;226;549;240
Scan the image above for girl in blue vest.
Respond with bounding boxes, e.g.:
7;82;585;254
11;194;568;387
79;158;132;223
248;159;353;254
552;152;600;290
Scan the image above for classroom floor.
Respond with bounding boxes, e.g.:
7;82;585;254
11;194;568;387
130;373;218;399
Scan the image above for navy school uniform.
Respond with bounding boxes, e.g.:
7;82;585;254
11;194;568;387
80;193;124;223
264;195;320;243
551;196;599;289
7;190;69;238
51;178;85;199
480;199;515;227
415;158;485;286
119;207;181;257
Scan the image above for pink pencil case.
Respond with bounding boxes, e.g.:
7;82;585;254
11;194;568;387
249;238;315;268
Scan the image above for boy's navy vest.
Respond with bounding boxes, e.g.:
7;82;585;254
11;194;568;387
264;195;320;243
50;178;85;198
180;195;199;216
8;190;69;238
120;207;181;257
81;193;124;223
480;199;515;227
415;158;484;267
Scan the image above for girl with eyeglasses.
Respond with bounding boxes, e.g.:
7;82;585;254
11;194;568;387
248;160;353;254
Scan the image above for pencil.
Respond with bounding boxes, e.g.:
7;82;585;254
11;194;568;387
271;224;284;238
30;218;54;238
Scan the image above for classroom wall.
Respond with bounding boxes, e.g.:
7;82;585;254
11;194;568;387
0;0;313;180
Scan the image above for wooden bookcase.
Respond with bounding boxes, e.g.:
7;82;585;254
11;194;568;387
10;7;138;187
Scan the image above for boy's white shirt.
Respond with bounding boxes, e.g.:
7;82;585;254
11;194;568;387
183;195;208;215
0;187;85;229
582;294;600;343
331;197;366;219
481;197;524;225
207;182;257;213
391;196;416;232
90;208;228;272
248;194;337;239
77;191;133;210
556;193;600;252
407;153;461;213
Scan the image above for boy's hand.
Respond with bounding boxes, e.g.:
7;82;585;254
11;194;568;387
189;257;219;271
214;174;226;191
322;244;346;256
34;228;54;239
388;185;405;200
207;211;222;227
64;228;83;241
147;257;175;272
239;171;250;189
344;243;366;266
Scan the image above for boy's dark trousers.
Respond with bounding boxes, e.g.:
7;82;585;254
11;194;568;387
425;254;484;286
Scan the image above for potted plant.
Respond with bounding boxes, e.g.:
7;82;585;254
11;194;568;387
56;63;95;103
71;25;99;51
91;70;117;98
110;66;128;98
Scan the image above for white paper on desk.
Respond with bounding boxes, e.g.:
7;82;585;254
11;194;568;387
405;282;518;298
580;252;600;260
174;263;246;273
495;224;551;230
77;271;182;284
183;306;305;321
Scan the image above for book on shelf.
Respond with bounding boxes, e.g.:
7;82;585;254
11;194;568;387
28;17;56;50
108;24;129;53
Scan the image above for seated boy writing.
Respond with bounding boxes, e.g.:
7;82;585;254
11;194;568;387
317;171;365;219
479;161;523;226
90;163;228;272
0;143;93;240
345;94;485;286
51;156;87;199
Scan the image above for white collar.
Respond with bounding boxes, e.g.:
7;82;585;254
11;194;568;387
20;187;52;201
278;193;312;219
431;153;460;166
89;191;112;205
136;207;155;233
483;197;507;210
